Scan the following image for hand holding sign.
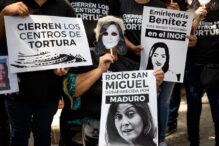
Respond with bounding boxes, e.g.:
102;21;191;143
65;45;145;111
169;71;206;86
198;0;211;5
1;2;29;16
98;54;113;72
192;2;209;33
198;0;211;19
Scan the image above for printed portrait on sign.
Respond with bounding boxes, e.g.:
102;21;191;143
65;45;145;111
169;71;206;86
0;59;10;91
105;102;156;146
147;42;181;82
99;71;158;146
0;56;19;95
140;6;194;83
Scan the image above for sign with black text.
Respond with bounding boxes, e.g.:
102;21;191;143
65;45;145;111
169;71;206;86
140;7;193;82
4;15;92;73
99;70;158;146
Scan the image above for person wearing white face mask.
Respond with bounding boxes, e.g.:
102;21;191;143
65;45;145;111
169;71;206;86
94;16;127;59
102;24;120;53
62;15;164;146
60;1;113;146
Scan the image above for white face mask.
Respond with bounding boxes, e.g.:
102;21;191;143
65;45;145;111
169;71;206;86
102;24;120;49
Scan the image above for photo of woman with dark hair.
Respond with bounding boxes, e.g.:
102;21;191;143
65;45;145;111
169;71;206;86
147;42;180;82
106;102;156;146
62;15;164;146
0;63;10;91
148;42;169;73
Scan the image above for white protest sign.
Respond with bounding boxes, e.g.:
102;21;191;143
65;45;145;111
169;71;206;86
4;15;92;73
140;7;194;82
0;56;19;94
99;70;158;146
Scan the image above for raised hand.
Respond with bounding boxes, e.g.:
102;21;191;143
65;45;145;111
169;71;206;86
1;2;29;16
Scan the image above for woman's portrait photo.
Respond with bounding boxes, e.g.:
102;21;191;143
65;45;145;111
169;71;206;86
94;16;127;57
0;56;19;94
147;42;180;82
106;102;157;146
0;60;10;91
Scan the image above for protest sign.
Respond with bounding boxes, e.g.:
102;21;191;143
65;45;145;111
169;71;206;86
0;56;18;94
4;15;92;73
99;70;158;146
140;7;193;82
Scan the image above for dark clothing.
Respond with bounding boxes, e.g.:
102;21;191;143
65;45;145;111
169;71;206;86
80;51;139;119
18;71;62;106
60;51;139;146
68;0;111;48
175;0;188;11
168;83;182;126
185;4;219;145
60;109;82;146
1;1;75;146
27;0;73;16
0;0;11;10
5;98;59;146
71;51;139;146
187;8;219;64
110;0;165;62
0;0;8;55
60;1;111;145
0;96;10;146
2;0;75;106
0;3;10;146
60;81;83;146
184;63;219;146
110;1;172;143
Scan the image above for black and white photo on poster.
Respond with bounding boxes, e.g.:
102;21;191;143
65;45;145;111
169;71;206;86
4;15;92;73
0;56;19;94
99;70;158;146
140;6;194;82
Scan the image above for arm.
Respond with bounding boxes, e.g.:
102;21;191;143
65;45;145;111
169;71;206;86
186;32;197;48
74;53;114;97
0;2;29;41
166;2;180;10
186;6;207;48
125;37;143;56
191;6;207;33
